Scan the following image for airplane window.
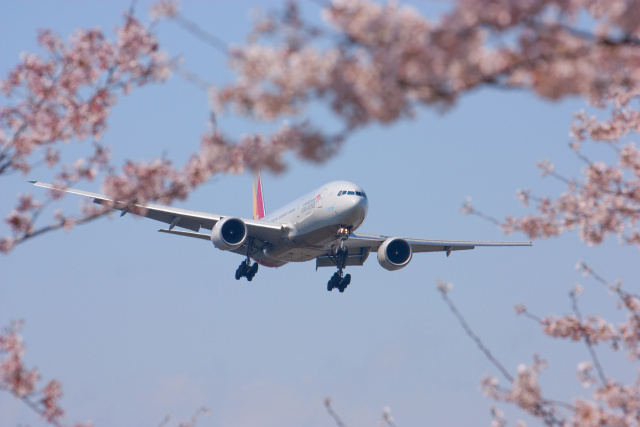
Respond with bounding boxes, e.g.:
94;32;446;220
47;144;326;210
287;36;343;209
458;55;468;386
362;192;367;199
347;191;355;195
355;191;363;197
338;191;344;196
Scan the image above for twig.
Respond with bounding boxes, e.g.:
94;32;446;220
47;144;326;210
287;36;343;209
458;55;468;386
324;398;348;427
173;13;228;54
570;292;608;385
438;288;514;383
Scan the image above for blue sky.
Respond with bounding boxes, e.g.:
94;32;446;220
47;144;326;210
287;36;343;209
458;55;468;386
1;1;636;426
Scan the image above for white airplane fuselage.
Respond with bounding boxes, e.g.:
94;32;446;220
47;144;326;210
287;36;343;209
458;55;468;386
258;180;368;266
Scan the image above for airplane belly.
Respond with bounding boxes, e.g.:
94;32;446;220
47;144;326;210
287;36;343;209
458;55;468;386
263;243;325;263
263;226;338;263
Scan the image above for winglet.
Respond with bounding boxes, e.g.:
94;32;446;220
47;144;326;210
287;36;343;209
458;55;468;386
252;172;266;220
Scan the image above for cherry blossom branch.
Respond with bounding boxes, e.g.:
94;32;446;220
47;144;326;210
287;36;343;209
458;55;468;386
569;289;608;386
150;1;227;54
576;261;640;299
157;406;211;427
438;282;573;425
324;397;348;427
171;14;229;54
381;406;397;427
0;322;79;427
436;280;514;383
459;198;502;226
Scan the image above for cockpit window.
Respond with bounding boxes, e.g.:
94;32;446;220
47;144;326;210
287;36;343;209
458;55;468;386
338;189;366;198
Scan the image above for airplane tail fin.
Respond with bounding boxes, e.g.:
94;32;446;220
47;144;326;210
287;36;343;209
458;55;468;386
253;172;266;220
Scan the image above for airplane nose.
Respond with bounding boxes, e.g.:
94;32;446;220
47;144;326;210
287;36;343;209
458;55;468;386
339;194;368;228
356;196;368;220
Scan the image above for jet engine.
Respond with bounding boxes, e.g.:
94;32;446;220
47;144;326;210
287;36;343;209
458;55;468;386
377;238;412;271
210;217;248;250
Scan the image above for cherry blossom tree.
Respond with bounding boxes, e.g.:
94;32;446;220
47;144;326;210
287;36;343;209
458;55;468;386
3;0;640;425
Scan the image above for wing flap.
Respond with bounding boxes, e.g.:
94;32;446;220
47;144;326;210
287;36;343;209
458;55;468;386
158;229;211;240
315;247;371;269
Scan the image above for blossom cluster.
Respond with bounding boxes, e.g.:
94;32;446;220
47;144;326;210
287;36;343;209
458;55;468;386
0;322;84;425
500;87;640;246
214;0;640;128
1;15;169;176
0;12;172;253
482;271;640;426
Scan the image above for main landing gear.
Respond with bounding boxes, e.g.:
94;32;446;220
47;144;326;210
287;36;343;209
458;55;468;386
327;268;351;292
327;228;352;292
235;259;258;281
236;240;259;281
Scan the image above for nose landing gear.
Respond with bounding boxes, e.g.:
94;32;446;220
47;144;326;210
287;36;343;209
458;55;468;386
327;245;351;292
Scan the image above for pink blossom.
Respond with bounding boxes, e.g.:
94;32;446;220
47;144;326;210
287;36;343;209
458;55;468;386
149;0;179;20
571;283;584;297
459;197;474;215
542;314;618;345
5;210;33;234
576;361;595;388
0;237;15;253
0;322;40;398
15;193;41;212
41;380;65;422
570;398;605;427
490;406;506;427
508;363;543;414
436;279;453;294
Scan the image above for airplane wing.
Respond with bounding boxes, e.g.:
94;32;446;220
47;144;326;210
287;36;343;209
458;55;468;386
30;181;286;244
346;232;531;254
315;232;531;269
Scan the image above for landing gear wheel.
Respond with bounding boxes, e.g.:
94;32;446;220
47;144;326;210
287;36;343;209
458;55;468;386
327;271;352;293
236;259;258;281
246;262;259;281
327;272;340;292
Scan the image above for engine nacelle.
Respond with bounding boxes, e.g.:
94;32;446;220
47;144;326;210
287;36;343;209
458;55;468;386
377;238;412;271
210;217;248;250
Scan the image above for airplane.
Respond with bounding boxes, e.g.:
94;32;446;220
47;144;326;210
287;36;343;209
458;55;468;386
31;177;531;292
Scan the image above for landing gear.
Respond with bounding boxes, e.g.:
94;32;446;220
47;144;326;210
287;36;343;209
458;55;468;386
326;245;352;292
236;240;259;281
235;259;259;281
327;271;351;292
